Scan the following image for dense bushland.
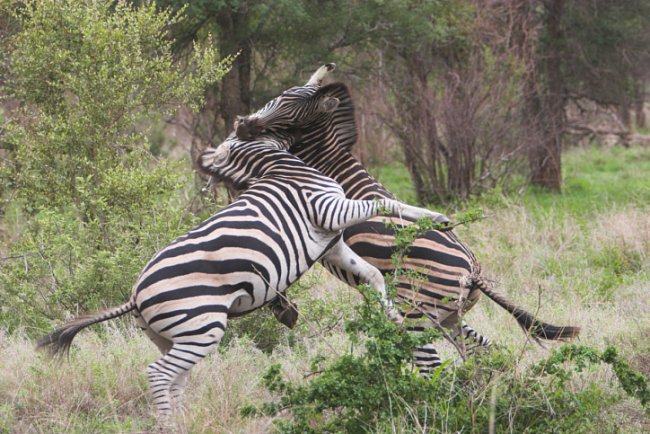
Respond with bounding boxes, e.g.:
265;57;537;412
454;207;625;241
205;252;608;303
0;0;230;330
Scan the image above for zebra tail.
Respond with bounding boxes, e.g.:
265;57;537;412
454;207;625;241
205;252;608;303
37;300;135;357
473;277;580;341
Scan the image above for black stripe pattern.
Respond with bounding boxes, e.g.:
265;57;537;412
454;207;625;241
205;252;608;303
236;68;494;377
124;128;448;422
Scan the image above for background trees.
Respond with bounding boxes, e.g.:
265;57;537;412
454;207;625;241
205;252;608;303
1;0;649;323
152;0;650;202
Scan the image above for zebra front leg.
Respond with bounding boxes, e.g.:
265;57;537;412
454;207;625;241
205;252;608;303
378;198;451;227
316;197;450;233
322;240;402;324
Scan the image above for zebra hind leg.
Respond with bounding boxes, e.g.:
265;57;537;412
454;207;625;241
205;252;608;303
146;336;223;427
170;370;190;414
403;311;444;379
413;343;442;379
451;321;492;355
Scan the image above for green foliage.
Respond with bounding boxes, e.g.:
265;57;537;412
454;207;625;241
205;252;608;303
250;317;649;432
601;347;650;411
243;286;440;433
558;0;650;104
0;0;229;331
4;0;229;209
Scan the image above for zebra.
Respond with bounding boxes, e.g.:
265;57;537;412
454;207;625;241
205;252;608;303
234;63;580;376
37;127;451;424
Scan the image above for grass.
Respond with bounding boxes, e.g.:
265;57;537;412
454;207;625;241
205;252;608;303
522;146;650;219
1;145;649;432
373;145;650;218
370;161;419;204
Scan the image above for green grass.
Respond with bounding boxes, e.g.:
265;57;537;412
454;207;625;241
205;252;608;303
372;145;650;219
370;161;419;204
522;146;650;219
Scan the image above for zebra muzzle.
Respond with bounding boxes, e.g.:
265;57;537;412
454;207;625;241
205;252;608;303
269;298;299;329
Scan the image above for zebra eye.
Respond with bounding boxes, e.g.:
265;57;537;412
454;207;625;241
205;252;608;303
318;96;340;113
206;143;231;169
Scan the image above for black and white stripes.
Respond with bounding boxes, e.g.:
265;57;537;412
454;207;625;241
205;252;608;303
38;129;449;424
235;64;580;377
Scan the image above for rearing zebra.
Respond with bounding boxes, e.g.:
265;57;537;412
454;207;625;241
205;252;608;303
235;64;580;376
37;128;450;424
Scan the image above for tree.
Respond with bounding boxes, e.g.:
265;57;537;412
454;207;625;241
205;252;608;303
514;0;650;189
0;0;229;330
521;0;566;190
359;1;528;203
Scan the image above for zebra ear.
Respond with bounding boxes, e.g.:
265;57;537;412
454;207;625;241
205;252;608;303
306;63;336;86
236;115;263;141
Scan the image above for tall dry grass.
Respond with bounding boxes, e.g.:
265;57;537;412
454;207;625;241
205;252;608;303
1;193;648;433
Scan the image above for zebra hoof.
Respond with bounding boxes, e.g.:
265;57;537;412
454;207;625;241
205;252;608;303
433;214;452;228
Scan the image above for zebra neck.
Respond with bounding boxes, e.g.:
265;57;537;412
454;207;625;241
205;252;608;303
256;152;323;179
297;150;394;201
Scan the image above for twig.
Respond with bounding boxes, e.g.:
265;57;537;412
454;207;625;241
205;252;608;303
0;253;37;262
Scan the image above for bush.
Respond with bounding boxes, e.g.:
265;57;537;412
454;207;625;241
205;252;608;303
244;221;649;433
248;291;649;432
0;0;230;331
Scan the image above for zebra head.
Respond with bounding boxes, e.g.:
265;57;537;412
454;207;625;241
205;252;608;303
198;133;301;190
235;64;358;155
235;63;343;140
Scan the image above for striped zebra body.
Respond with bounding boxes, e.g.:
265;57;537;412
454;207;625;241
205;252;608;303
236;64;580;376
38;133;449;424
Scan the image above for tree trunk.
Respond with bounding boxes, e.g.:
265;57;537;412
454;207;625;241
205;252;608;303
619;100;631;130
528;0;564;190
636;101;647;129
216;7;251;133
634;83;646;129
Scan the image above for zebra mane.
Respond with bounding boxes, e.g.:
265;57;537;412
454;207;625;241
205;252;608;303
197;133;308;191
291;82;358;155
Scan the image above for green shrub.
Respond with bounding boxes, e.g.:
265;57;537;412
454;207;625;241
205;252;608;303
248;294;649;433
0;0;230;331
